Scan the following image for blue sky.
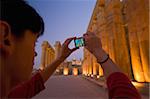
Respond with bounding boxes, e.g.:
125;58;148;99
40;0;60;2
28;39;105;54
27;0;96;68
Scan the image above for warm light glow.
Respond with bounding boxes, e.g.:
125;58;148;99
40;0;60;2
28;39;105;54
131;51;150;82
131;50;145;82
40;67;44;71
56;69;59;72
73;68;78;76
134;71;145;82
132;57;145;82
82;67;86;75
93;64;97;75
63;68;69;76
89;65;92;75
132;82;144;87
91;74;94;78
140;58;150;82
99;65;103;76
87;74;90;77
97;75;100;79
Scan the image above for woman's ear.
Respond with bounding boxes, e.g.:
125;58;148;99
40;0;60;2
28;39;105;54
0;20;14;56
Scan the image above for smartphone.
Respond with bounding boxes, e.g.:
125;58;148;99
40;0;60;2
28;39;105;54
74;37;85;48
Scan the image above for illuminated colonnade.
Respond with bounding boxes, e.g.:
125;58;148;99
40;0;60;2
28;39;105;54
40;41;55;70
82;0;149;82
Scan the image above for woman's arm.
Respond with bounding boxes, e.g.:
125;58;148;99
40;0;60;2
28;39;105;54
83;32;121;78
40;37;78;82
83;32;141;98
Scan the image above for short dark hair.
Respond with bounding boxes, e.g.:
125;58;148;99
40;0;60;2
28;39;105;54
1;0;44;37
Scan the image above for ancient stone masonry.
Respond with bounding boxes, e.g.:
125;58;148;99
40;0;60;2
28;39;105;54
54;41;62;59
123;0;149;82
82;0;149;82
40;41;55;70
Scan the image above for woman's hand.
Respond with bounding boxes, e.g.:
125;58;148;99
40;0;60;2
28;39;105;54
40;37;79;82
83;31;105;60
56;37;79;62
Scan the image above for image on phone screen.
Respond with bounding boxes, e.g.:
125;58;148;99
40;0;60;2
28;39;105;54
74;38;85;48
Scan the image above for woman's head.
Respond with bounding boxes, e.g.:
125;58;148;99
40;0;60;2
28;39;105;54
0;0;44;85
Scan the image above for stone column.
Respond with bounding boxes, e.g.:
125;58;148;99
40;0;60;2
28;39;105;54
40;41;48;70
83;48;86;75
85;64;88;75
40;41;55;70
49;51;51;64
49;51;52;64
45;48;48;67
63;67;69;76
105;13;116;63
89;54;93;76
136;0;150;82
99;64;103;76
54;41;62;73
96;2;108;53
73;68;78;76
85;52;89;75
125;0;149;82
95;1;107;78
105;0;132;78
82;59;88;75
47;45;55;66
47;48;51;65
92;55;97;76
84;48;89;75
54;41;61;59
82;62;85;75
128;29;145;82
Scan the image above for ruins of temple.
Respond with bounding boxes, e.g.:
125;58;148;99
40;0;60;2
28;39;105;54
82;0;149;82
40;41;55;70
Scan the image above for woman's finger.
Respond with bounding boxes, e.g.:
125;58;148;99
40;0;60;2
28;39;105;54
64;37;76;46
71;47;79;52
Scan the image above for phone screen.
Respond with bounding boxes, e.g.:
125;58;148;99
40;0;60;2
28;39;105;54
74;37;85;48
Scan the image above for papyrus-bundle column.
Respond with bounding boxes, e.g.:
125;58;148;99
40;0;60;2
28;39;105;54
40;41;55;70
125;0;149;82
40;41;49;70
104;0;132;78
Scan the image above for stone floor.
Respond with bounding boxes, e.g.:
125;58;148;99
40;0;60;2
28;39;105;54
83;75;149;99
32;75;108;99
32;75;149;99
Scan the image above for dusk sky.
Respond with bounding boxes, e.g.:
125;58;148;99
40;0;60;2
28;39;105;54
27;0;96;68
